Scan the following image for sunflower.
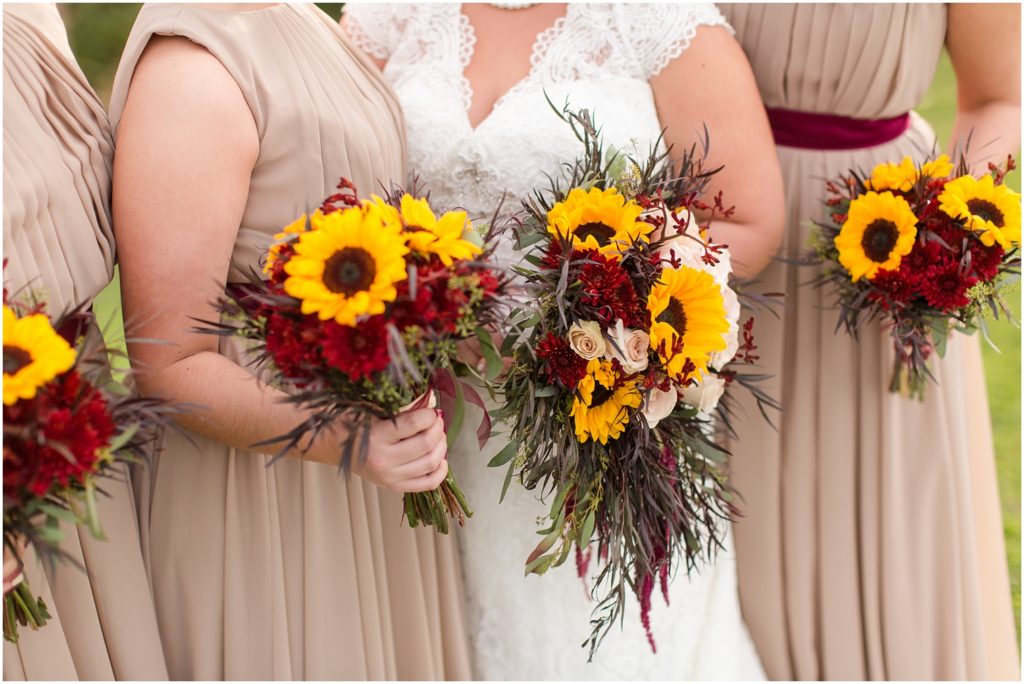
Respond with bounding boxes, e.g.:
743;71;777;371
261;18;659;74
3;305;76;406
647;265;729;381
938;174;1021;250
546;187;653;257
921;154;954;180
866;157;918;192
283;204;410;326
396;194;482;266
835;191;918;281
866;155;953;193
264;213;309;274
570;358;642;445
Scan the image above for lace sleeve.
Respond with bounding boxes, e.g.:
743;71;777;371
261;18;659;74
341;3;410;62
617;3;734;80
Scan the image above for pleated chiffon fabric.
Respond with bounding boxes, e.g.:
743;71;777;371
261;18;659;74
3;3;169;680
107;4;471;679
721;3;1020;680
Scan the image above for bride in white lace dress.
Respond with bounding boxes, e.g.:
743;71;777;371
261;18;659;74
344;4;784;679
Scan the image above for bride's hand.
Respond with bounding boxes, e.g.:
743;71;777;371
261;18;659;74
324;408;448;493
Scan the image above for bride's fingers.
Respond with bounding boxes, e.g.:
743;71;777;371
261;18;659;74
399;456;449;493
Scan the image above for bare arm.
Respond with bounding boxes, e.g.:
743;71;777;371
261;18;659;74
650;26;785;279
113;36;447;492
947;3;1021;169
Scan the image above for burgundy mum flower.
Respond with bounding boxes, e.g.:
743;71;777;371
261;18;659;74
536;331;588;388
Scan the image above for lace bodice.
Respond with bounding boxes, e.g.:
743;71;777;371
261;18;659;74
344;4;764;679
346;3;730;263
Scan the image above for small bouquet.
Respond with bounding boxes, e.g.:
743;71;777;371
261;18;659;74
201;180;508;534
809;153;1020;399
3;287;176;643
496;107;772;657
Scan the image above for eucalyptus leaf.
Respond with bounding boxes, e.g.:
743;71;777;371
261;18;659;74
83;486;107;541
487;440;519;468
106;422;140;455
474;326;504;381
579;509;596;547
499;460;516;503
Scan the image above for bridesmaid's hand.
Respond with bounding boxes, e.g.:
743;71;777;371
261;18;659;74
342;409;449;493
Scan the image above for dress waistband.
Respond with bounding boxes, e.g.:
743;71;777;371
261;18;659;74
766;107;911;151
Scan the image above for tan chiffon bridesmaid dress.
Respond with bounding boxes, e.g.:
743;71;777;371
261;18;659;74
2;4;168;679
720;4;1020;680
107;4;471;679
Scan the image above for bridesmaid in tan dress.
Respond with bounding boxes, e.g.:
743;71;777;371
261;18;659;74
109;4;470;679
721;3;1021;680
2;4;167;679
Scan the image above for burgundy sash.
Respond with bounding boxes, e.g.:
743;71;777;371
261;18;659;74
766;107;911;151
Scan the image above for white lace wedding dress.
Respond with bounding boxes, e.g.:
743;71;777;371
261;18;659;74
345;4;766;679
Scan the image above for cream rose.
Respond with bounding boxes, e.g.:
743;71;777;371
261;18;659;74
605;319;650;374
642;386;678;428
567;321;606;360
658;209;733;287
680;374;726;414
710;285;741;370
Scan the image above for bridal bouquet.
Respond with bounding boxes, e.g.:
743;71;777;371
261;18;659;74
809;153;1020;399
3;288;176;643
496;108;771;657
201;179;508;534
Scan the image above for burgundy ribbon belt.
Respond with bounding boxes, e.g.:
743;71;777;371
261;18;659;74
766;107;911;151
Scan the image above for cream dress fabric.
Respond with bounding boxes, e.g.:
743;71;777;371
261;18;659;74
2;4;168;680
721;3;1020;680
107;4;470;680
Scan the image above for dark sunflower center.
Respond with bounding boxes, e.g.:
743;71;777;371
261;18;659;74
3;345;32;375
966;199;1004;227
323;247;377;295
589;382;616;408
861;219;900;263
656;298;688;336
574;222;617;246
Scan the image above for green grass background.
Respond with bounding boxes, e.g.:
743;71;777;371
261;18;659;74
64;5;1020;638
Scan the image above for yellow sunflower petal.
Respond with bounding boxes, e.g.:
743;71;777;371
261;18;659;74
3;306;76;406
921;154;954;179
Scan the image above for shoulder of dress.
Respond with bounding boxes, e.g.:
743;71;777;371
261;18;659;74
343;3;454;61
602;3;733;79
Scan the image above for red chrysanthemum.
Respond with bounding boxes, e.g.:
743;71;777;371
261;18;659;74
869;268;918;308
322;315;391;381
577;251;645;327
540;239;567;270
969;241;1005;282
536;331;587;388
393;256;487;336
265;311;323;382
922;261;975;311
3;371;115;500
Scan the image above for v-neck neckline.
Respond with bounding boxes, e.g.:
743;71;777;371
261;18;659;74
458;3;572;133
